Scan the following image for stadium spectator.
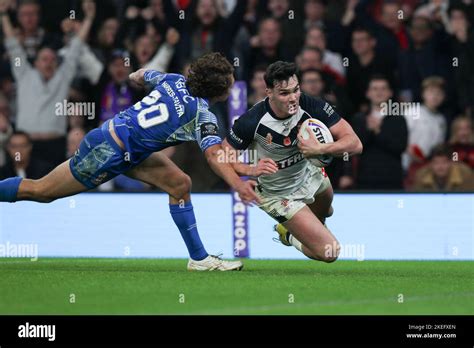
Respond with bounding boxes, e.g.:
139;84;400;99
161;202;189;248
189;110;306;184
0;131;52;180
267;0;304;61
0;70;16;124
173;0;247;68
1;0;96;167
414;0;450;29
399;16;451;102
100;50;137;124
352;75;408;190
403;77;447;173
449;115;474;169
411;144;474;191
0;96;12;167
448;5;474;116
247;65;267;107
13;0;61;62
231;0;261;79
296;46;345;86
300;68;352;117
304;0;345;54
58;17;104;86
301;68;326;98
349;0;409;69
246;17;288;79
93;17;120;64
119;0;171;50
346;27;395;113
304;25;345;77
130;27;178;72
304;0;326;29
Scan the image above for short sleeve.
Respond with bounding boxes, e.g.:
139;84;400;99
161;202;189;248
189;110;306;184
227;112;256;150
195;110;222;152
300;93;342;128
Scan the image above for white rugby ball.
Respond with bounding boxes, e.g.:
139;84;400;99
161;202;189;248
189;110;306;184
299;118;334;167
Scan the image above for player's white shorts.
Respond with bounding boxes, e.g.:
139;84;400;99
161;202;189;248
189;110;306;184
255;167;331;223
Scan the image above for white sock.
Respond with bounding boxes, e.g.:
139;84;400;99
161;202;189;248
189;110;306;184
288;234;303;252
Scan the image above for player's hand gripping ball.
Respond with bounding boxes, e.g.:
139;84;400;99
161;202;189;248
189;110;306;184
298;118;334;167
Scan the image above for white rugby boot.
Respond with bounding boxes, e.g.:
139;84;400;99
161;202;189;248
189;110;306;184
187;255;243;271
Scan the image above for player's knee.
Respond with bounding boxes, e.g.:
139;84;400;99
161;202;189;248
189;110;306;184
319;241;340;263
172;173;192;198
326;206;334;218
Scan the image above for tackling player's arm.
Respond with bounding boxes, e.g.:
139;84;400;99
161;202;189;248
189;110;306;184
297;95;363;158
196;112;260;205
204;144;260;205
129;69;166;87
221;139;278;177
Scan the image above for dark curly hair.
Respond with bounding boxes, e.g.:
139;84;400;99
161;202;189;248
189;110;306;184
186;52;234;99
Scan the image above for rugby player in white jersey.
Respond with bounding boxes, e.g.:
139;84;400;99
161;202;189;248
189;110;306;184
223;61;363;262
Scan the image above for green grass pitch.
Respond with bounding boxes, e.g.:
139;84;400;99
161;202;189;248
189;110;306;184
0;258;472;315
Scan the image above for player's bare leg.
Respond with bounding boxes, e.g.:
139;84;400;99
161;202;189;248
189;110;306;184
282;206;340;262
308;185;335;226
126;151;191;204
126;152;243;271
5;160;88;203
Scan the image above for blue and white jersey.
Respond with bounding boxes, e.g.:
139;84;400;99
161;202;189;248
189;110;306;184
112;70;221;164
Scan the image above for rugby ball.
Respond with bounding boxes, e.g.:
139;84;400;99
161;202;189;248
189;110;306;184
299;118;334;167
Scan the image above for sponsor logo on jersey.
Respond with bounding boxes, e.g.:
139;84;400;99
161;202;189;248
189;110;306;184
201;122;219;137
92;172;108;186
229;128;244;144
175;78;195;104
323;102;334;117
276;152;305;169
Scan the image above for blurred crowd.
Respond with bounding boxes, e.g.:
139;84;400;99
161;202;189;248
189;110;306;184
0;0;472;192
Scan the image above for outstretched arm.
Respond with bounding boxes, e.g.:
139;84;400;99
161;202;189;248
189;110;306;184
143;28;179;72
129;68;147;87
221;138;278;177
77;0;95;42
0;0;14;38
204;144;260;205
129;69;167;88
1;1;32;79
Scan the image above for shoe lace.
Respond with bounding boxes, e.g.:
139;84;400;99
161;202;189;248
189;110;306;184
272;237;283;244
209;253;224;262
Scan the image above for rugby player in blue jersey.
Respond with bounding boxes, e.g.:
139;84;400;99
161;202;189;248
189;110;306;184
0;52;261;271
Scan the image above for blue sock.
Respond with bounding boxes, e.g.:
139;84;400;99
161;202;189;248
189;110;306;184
169;201;208;261
0;177;23;202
